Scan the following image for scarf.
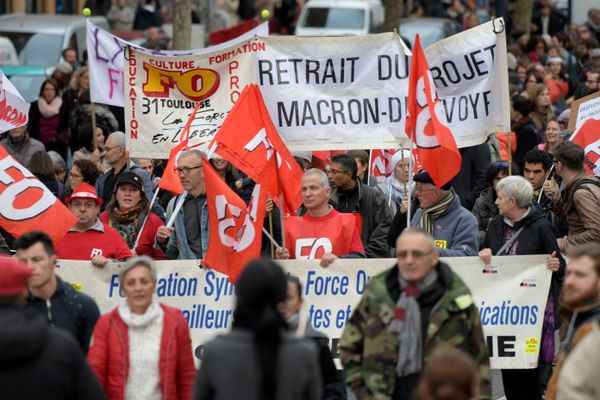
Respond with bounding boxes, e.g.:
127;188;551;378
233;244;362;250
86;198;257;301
390;269;438;377
111;207;143;249
37;96;62;118
386;175;414;206
118;297;163;328
417;191;454;235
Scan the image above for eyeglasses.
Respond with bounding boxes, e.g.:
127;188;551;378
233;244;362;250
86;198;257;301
103;145;120;152
174;165;202;175
586;80;599;84
397;250;433;260
327;168;347;175
69;172;82;179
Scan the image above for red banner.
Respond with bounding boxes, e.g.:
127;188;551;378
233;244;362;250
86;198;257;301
405;35;461;188
570;119;600;176
0;147;77;242
202;159;267;282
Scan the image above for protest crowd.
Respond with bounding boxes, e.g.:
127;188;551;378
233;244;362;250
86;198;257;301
1;0;600;399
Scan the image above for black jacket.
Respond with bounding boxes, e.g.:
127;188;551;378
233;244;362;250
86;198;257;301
26;276;100;354
305;327;345;400
450;143;490;211
483;207;565;301
0;307;106;400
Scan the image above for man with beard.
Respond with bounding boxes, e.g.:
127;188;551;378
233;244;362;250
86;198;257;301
546;243;600;400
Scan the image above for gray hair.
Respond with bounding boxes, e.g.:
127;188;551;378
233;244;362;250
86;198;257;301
47;151;66;174
496;175;533;208
119;255;157;286
180;149;206;162
108;131;126;149
72;148;93;162
303;168;329;188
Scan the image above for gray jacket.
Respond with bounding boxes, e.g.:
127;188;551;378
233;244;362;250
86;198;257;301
0;133;45;168
331;180;393;258
194;330;322;400
159;193;209;260
412;194;479;257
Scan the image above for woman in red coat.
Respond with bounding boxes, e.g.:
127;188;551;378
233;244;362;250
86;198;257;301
87;256;195;400
99;171;166;259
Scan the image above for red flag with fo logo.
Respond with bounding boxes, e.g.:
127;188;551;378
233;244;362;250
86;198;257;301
202;159;267;282
405;35;461;188
208;84;303;215
158;102;203;195
0;146;77;242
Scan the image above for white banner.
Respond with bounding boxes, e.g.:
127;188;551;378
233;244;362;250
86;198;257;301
86;21;269;107
425;18;510;147
124;19;509;158
0;70;29;133
57;255;550;369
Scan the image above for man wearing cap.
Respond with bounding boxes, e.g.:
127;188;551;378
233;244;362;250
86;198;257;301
276;168;365;266
0;256;106;400
55;183;132;267
409;171;479;257
15;231;100;354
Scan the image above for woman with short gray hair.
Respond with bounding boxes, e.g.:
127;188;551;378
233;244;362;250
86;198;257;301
87;256;195;400
478;175;564;400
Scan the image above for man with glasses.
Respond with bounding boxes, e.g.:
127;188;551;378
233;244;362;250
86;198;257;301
340;227;490;400
55;183;132;267
327;153;392;258
156;150;209;260
543;141;600;252
95;131;161;216
409;171;479;257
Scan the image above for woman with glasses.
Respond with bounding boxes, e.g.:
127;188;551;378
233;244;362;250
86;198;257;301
521;71;543;99
100;172;166;259
66;158;102;199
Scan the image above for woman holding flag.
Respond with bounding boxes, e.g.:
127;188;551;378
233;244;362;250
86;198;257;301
100;171;166;258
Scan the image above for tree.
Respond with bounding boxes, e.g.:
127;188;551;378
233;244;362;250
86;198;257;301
172;0;192;50
512;0;533;34
383;0;403;33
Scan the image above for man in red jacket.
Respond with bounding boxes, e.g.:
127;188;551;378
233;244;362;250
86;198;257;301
55;183;132;266
276;168;365;267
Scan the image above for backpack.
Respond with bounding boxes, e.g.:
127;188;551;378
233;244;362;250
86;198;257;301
569;178;600;217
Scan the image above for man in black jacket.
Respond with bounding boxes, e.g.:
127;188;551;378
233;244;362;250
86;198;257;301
0;255;106;400
15;231;100;354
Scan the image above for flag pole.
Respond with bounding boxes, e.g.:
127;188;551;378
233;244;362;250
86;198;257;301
367;150;373;186
507;132;512;175
262;226;282;250
407;141;414;228
132;187;160;252
268;210;275;258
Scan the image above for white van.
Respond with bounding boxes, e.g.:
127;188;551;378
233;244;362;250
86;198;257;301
295;0;385;36
0;14;109;66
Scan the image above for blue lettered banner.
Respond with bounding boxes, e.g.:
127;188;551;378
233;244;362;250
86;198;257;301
56;255;550;369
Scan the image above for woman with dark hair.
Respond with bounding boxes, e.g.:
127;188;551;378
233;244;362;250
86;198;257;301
526;35;548;63
193;259;322;400
209;156;239;189
100;172;166;259
29;150;67;200
521;70;543;99
471;161;518;246
68;158;102;189
28;79;64;146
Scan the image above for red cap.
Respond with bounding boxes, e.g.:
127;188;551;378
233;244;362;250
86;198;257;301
66;183;103;206
0;256;32;297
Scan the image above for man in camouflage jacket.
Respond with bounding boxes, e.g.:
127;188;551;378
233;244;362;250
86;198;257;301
340;228;490;400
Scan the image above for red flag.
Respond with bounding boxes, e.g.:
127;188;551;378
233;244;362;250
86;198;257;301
202;159;267;282
369;149;396;183
405;34;462;188
0;146;77;242
158;103;202;195
209;84;303;214
570;119;600;176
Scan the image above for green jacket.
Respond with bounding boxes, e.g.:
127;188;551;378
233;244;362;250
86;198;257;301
340;262;490;400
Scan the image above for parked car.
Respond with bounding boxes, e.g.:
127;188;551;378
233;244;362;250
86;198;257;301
399;17;462;49
295;0;384;36
0;14;109;66
0;65;52;103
